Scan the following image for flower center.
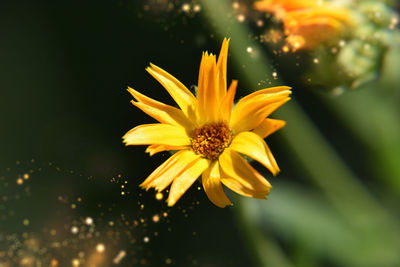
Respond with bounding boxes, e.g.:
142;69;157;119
191;122;232;160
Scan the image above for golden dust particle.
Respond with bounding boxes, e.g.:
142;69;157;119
232;2;239;9
155;192;163;200
50;229;57;236
71;203;76;209
17;178;23;185
121;185;124;189
182;3;190;12
108;221;115;226
140;204;144;210
152;215;160;223
282;45;289;53
121;191;125;196
339;40;346;47
50;258;59;267
331;47;338;54
197;186;201;190
85;217;93;225
193;4;201;12
72;258;80;266
246;46;253;53
272;72;277;78
23;219;29;226
257;20;264;27
96;243;105;253
237;14;245;22
71;226;79;234
313;58;319;64
143;236;150;243
77;197;82;202
124;180;127;184
23;173;29;179
165;258;172;264
113;250;127;264
163;212;168;217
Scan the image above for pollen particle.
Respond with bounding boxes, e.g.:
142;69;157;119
191;123;232;160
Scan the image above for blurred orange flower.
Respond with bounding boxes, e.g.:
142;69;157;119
255;0;356;50
123;39;291;207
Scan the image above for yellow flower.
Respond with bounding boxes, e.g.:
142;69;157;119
123;38;291;207
255;0;355;50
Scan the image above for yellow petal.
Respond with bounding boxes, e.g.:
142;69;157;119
219;80;237;123
230;131;280;175
167;157;210;206
145;144;186;156
140;150;185;190
231;96;291;134
252;118;286;139
220;177;269;199
140;150;200;192
197;52;219;123
123;124;190;147
202;161;232;208
146;63;197;119
216;38;230;101
219;148;271;198
128;87;194;130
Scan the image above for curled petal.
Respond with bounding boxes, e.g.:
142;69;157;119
252;118;286;139
219;80;238;123
167;157;210;206
146;63;197;119
202;161;232;208
216;38;230;100
231;97;290;134
230;131;280;175
145;144;187;156
197;52;219;123
140;150;200;192
128;87;194;130
123;124;190;147
219;148;271;198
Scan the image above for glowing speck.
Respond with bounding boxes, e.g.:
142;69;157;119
282;45;289;53
85;217;93;225
339;40;346;47
23;173;29;179
96;243;105;253
121;191;125;195
72;258;80;266
237;14;245;22
257;20;264;27
182;3;190;13
163;212;168;217
193;4;201;12
71;203;76;209
109;221;115;226
50;258;59;267
152;215;160;223
165;258;172;264
71;226;79;234
313;58;319;64
155;192;163;200
246;47;253;53
17;178;23;185
23;219;29;226
232;2;239;9
272;72;277;78
143;236;150;243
